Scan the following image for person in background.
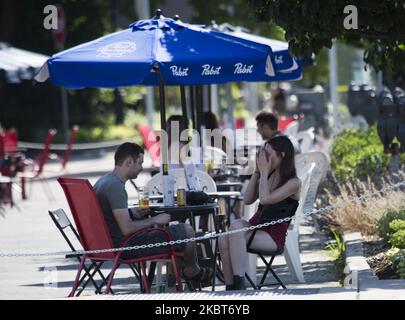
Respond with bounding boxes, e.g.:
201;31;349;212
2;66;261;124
203;111;231;155
256;111;301;154
273;89;287;115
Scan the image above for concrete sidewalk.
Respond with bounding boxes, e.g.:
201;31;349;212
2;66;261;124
2;151;401;300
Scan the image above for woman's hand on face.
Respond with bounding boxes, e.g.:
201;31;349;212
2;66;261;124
257;149;271;174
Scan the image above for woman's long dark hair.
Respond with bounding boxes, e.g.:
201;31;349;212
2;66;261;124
265;135;297;188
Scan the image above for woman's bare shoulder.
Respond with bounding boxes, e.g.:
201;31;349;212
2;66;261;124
289;177;301;200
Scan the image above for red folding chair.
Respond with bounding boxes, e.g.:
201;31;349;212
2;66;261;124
49;125;79;172
19;129;57;200
136;124;161;167
58;177;184;296
1;131;16;206
4;128;18;156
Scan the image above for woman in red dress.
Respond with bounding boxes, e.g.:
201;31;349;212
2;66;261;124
218;135;301;290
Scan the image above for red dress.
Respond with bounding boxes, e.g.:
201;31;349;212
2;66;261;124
249;198;298;252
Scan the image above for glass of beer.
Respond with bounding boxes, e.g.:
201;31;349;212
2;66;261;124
176;188;187;206
138;187;149;208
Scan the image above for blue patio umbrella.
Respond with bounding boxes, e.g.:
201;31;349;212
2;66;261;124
36;13;302;166
36;16;304;88
213;23;303;80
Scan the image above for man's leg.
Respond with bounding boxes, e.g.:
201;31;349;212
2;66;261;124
181;224;201;277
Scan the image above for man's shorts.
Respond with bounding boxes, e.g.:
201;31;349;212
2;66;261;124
120;224;187;260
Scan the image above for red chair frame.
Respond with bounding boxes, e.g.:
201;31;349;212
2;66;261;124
49;125;79;172
57;177;184;296
18;129;57;200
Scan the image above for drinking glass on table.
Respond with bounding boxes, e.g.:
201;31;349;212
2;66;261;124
138;187;150;208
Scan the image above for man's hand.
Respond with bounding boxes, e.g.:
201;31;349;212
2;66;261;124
153;213;171;226
133;207;150;219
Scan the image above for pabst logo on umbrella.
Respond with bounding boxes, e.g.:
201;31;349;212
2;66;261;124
202;64;222;76
234;63;253;74
170;66;189;76
275;55;284;64
97;42;137;58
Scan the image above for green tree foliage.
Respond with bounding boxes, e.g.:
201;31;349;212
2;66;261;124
250;0;405;77
191;0;284;39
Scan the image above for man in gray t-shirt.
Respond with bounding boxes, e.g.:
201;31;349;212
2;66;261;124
94;172;129;247
93;142;211;288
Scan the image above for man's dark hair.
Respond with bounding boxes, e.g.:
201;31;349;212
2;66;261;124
114;142;144;166
256;111;278;130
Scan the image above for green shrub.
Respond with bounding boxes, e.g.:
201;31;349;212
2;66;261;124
390;230;405;249
331;126;392;181
389;220;405;232
388;220;405;249
390;249;405;279
377;209;405;243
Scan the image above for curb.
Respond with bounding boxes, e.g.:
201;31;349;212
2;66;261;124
343;232;405;296
343;232;378;285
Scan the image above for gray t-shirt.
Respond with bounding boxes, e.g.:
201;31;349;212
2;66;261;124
93;172;128;247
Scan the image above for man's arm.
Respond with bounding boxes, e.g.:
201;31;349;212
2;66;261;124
113;208;170;237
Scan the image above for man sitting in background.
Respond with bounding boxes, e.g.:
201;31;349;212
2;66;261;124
256;111;301;154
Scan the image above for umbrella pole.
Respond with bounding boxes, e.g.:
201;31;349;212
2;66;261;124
196;85;205;164
189;86;196;130
180;85;188;125
196;85;203;134
154;66;168;169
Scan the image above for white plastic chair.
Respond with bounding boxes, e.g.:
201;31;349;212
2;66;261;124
294;128;315;153
283;151;329;283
